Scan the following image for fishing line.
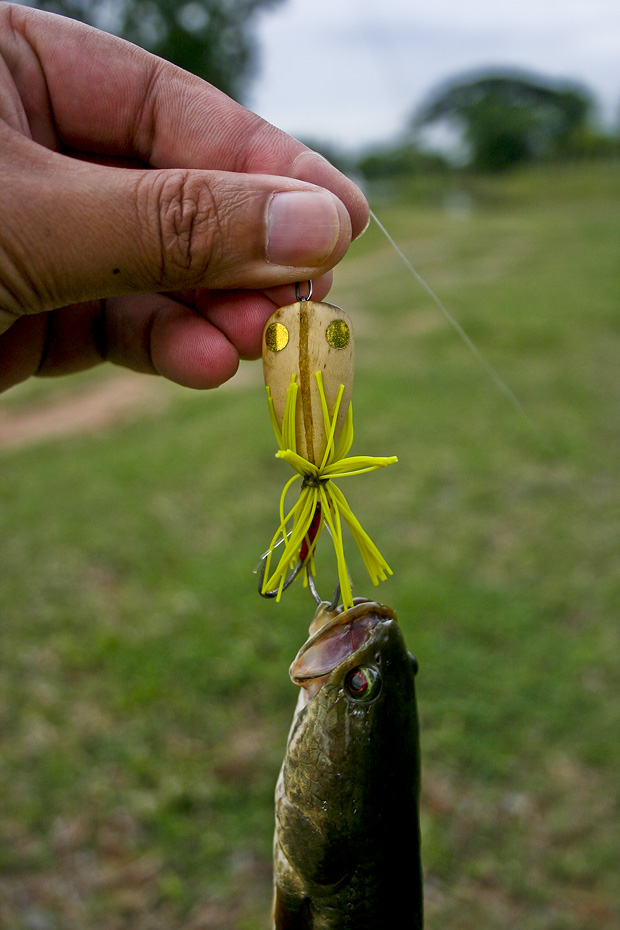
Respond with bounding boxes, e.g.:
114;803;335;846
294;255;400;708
343;1;532;428
369;208;536;428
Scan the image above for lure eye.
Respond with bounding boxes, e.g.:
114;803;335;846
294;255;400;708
264;321;289;352
325;319;350;349
345;665;381;702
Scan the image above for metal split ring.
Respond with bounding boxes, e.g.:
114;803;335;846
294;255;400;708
295;280;313;302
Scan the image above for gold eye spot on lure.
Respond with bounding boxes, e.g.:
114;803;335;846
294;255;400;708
325;318;350;349
256;281;397;610
265;321;290;352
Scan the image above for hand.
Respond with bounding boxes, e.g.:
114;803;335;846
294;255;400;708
0;3;369;393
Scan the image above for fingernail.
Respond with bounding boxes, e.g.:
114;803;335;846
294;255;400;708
292;150;370;242
266;190;342;266
354;211;371;241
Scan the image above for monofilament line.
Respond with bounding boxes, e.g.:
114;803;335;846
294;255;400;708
370;209;531;423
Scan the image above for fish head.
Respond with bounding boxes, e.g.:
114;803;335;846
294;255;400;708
291;597;417;708
276;599;420;893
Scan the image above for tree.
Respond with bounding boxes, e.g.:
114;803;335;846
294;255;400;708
355;143;448;182
23;0;284;101
413;70;595;172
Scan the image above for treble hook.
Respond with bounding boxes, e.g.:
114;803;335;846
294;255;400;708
257;553;305;599
257;553;341;610
307;572;341;611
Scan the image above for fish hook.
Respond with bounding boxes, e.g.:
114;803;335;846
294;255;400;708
257;552;341;610
257;552;305;599
307;571;341;611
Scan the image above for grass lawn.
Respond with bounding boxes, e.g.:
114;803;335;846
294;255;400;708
1;162;619;929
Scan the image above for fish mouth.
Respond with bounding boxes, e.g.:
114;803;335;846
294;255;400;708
290;599;396;700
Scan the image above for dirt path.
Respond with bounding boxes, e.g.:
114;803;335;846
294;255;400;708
0;366;259;451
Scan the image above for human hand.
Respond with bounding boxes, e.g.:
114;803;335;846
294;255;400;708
0;3;369;393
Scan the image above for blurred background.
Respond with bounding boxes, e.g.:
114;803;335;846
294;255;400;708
1;0;619;928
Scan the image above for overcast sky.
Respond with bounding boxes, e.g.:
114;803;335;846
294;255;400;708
249;0;620;151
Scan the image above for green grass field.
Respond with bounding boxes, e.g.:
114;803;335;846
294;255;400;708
1;162;619;929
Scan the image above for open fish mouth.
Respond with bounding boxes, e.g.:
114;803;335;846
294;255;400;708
289;599;397;701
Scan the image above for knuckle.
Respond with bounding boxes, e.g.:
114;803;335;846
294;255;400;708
142;170;224;286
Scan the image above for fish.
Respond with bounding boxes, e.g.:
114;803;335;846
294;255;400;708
273;598;423;929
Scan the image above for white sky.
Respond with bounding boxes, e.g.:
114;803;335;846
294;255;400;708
249;0;620;151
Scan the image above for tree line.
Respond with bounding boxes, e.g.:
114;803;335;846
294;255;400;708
358;70;619;178
22;0;619;175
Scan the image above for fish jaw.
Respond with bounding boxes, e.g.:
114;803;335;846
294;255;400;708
290;599;396;702
274;602;423;929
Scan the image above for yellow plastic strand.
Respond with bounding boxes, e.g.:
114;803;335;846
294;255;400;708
261;373;397;609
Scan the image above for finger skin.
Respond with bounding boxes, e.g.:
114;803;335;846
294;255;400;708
0;119;351;317
0;4;368;392
0;275;334;392
0;312;47;389
0;3;369;238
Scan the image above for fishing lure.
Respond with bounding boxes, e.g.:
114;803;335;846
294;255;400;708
257;283;397;610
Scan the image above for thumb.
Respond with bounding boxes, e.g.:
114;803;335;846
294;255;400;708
0;136;352;328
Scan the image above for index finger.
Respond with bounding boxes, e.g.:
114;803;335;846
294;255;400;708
2;3;369;237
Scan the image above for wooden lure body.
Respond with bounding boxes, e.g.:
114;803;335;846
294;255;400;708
262;301;354;466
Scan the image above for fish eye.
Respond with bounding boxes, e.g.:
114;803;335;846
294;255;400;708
344;665;381;702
